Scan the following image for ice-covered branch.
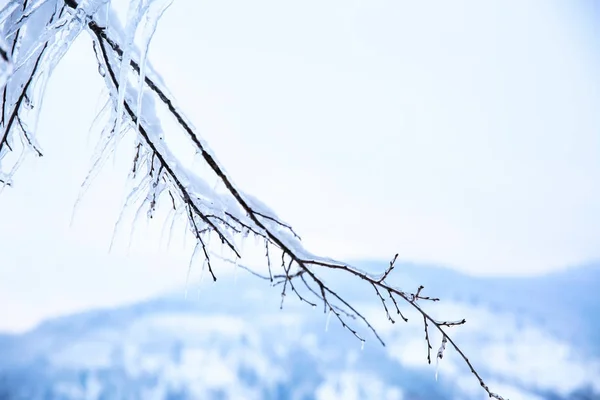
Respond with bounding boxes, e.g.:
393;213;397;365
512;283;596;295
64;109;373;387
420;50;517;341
0;1;507;398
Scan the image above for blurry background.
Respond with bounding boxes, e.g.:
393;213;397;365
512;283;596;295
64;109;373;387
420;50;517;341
0;0;599;399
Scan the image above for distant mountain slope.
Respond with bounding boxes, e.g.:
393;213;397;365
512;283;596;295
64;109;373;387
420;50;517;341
0;261;598;400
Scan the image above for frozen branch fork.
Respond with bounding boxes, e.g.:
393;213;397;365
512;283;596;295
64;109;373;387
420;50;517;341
0;1;505;398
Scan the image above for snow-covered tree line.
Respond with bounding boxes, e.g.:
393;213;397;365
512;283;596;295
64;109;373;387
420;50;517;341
0;1;505;398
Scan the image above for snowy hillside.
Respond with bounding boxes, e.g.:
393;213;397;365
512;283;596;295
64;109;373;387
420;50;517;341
0;262;598;400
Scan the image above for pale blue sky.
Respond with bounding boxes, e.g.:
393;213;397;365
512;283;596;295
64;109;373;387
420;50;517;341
1;0;599;331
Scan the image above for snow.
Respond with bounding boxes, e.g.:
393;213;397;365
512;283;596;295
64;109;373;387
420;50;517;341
1;263;598;399
315;371;404;400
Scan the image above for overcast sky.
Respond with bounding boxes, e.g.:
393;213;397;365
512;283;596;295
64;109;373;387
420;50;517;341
1;0;599;332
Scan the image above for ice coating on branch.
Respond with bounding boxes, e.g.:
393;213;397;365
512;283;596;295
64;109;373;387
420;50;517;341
92;4;250;193
3;0;393;288
0;34;12;92
88;5;318;260
90;31;244;253
0;2;20;26
91;1;166;93
71;100;118;222
1;0;63;181
0;0;113;183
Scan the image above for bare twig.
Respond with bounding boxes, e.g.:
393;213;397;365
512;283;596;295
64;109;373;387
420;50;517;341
86;17;504;399
0;2;507;398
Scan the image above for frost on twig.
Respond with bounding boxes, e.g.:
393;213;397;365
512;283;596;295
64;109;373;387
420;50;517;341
0;2;507;399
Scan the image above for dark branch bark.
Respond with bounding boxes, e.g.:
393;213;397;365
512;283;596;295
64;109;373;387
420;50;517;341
13;2;506;398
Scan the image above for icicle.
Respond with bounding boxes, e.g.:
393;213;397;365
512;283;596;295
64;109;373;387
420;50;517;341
112;0;144;164
233;257;239;285
126;182;154;253
12;0;99;77
0;143;28;194
22;64;53;152
159;204;175;248
198;258;208;300
134;0;173;138
361;340;365;351
10;18;67;72
166;206;181;250
183;211;190;250
197;256;207;300
71;112;119;228
237;231;246;257
325;309;333;332
103;0;110;32
185;242;200;299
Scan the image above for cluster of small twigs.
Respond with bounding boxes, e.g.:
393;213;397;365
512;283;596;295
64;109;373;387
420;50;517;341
0;1;506;399
0;0;64;186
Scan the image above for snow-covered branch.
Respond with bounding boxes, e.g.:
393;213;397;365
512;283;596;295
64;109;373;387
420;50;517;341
0;1;507;398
